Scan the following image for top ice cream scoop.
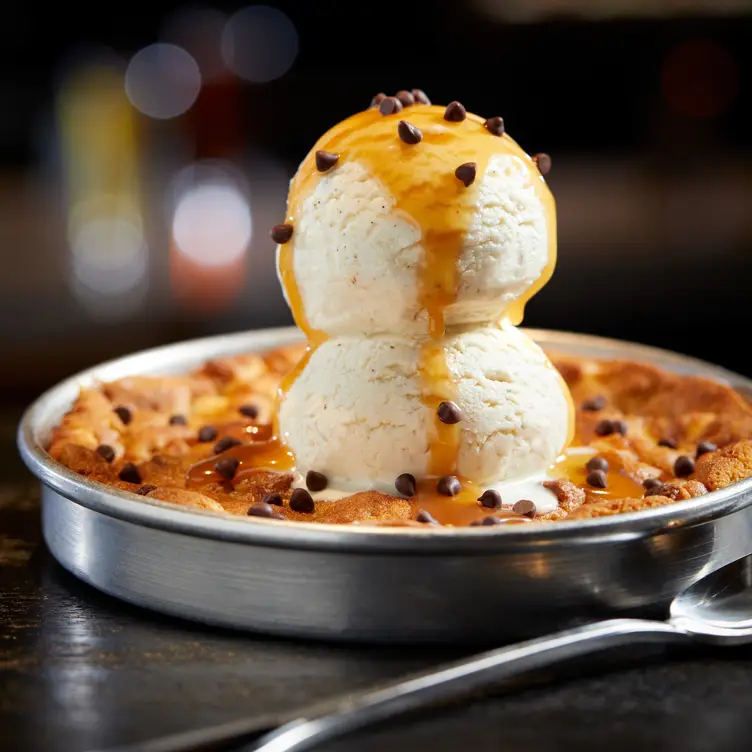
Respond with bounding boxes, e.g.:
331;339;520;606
277;100;556;338
275;94;572;504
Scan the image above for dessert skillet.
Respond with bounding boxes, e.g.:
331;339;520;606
18;327;752;643
19;91;752;641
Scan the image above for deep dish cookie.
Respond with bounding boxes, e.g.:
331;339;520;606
47;344;752;527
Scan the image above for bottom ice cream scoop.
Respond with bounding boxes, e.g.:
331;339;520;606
278;322;571;495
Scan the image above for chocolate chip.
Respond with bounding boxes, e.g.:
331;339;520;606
396;89;415;107
674;455;695;477
136;484;157;496
651;484;675;499
437;476;461;496
416;509;438;524
484;116;505;136
369;92;387;108
306;470;328;492
477;490;502;510
533;153;552;175
658;437;677;449
586;470;608;489
595;419;627;437
412;88;430;105
289;488;314;513
696;441;717;457
513;499;537;518
248;502;274;518
486;515;506;526
315;150;339;172
114;405;132;425
213;436;242;454
582;395;607;412
169;414;187;426
395;473;417;497
118;462;141;484
379;96;403;116
470;515;504;527
215;456;240;480
643;477;662;493
398;120;422;144
271;224;293;244
238;404;259;419
437;400;462;424
455;162;477;187
271;512;286;521
594;419;614;436
96;444;115;463
586;456;609;473
198;425;218;443
263;492;283;506
443;101;466;122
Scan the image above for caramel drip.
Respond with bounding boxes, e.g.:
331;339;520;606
409;478;530;526
277;233;316;340
551;451;646;501
419;342;459;476
187;437;295;488
505;179;557;326
281;105;560;480
207;421;274;443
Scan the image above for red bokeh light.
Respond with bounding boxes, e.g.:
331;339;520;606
661;38;739;119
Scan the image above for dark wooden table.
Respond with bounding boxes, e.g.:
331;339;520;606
3;407;752;752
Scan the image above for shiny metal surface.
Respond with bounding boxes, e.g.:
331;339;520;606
17;328;752;642
251;620;686;752
110;553;752;752
250;553;752;752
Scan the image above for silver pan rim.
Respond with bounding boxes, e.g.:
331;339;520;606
17;326;752;555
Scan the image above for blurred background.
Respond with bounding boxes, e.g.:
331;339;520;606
2;0;751;404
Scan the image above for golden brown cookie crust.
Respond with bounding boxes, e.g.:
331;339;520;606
47;345;752;526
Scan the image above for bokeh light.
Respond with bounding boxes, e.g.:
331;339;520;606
221;5;299;83
168;161;252;311
68;197;148;319
71;212;146;295
172;183;252;267
161;7;229;81
125;43;201;119
58;62;147;319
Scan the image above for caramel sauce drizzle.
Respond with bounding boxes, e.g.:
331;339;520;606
187;435;295;487
279;104;565;481
550;451;646;501
409;478;528;526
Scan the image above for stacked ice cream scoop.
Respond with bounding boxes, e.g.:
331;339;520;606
274;91;572;507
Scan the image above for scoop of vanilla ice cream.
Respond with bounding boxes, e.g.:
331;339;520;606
285;155;549;336
278;323;569;492
278;336;429;492
450;323;569;483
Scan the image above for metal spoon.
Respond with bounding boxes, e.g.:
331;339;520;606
107;554;752;752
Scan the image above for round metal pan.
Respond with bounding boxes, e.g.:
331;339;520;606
17;328;752;643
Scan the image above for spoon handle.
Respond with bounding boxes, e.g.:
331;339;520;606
249;618;688;752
